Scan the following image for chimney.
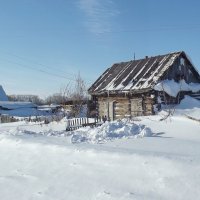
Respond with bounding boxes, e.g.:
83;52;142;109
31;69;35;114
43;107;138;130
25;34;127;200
145;56;148;59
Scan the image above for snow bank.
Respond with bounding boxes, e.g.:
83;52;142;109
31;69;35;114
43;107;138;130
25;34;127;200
70;120;153;144
175;95;200;120
154;79;200;97
158;95;200;120
178;95;200;109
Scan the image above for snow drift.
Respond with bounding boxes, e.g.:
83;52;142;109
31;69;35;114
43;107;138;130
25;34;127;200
70;120;153;144
1;119;153;144
174;95;200;120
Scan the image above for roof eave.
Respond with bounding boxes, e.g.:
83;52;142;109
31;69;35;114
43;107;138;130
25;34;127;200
89;88;153;96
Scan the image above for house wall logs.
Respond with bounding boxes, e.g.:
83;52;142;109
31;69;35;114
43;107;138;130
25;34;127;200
97;95;155;120
98;96;130;120
130;98;143;116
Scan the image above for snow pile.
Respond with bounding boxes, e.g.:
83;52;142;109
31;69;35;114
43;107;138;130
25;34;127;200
0;85;8;101
154;79;200;97
71;120;153;143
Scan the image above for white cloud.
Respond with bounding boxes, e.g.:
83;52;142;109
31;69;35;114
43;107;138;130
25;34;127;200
77;0;120;34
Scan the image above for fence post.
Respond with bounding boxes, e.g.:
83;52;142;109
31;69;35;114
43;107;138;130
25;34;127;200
66;119;70;131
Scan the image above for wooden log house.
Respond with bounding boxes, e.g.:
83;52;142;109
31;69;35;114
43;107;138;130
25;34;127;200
88;51;200;120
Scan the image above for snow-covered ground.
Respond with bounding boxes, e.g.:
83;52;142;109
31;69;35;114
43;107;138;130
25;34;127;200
0;96;200;200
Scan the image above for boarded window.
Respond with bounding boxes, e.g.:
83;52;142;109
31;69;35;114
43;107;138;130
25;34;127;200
111;100;130;120
131;98;143;116
113;101;118;120
98;101;107;117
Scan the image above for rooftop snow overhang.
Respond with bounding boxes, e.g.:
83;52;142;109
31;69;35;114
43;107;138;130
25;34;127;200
89;87;152;96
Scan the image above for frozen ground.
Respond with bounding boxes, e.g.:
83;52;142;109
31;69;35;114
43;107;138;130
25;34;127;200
0;96;200;200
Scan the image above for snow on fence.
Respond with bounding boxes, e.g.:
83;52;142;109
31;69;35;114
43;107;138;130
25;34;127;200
0;114;64;124
66;117;103;131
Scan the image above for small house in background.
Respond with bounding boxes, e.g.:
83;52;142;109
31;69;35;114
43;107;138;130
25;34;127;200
88;51;200;120
0;85;8;101
37;104;62;114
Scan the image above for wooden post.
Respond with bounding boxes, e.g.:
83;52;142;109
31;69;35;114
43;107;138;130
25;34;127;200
72;119;74;128
66;119;70;131
80;118;83;126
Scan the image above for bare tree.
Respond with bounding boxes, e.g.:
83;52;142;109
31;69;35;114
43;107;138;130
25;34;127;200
45;83;71;105
71;73;87;117
159;81;183;121
59;83;72;105
8;94;43;105
43;73;87;117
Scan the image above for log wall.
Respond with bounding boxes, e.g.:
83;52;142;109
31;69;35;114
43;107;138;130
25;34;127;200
97;94;155;120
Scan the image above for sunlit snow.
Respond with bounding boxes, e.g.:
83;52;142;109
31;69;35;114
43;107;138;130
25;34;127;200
0;96;200;200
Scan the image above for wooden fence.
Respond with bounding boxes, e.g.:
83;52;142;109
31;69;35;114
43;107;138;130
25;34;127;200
66;117;103;131
0;114;64;124
0;115;18;123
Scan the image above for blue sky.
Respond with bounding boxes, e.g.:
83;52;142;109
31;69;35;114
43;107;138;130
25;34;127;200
0;0;200;98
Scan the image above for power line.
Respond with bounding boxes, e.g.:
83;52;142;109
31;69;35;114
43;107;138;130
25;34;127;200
97;24;200;34
0;52;95;85
1;58;76;81
0;50;76;78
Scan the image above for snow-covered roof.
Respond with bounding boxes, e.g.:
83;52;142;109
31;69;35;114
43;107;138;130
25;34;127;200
88;51;200;95
0;101;45;117
0;85;8;101
0;101;36;110
38;104;61;109
37;104;61;111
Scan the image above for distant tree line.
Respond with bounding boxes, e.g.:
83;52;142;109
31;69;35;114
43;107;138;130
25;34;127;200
7;73;90;117
8;95;43;105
